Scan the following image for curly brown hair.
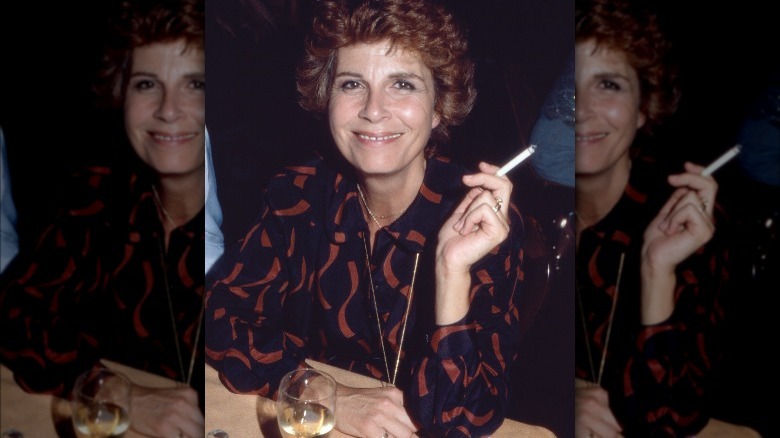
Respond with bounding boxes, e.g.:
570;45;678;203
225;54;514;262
576;0;680;133
296;0;476;149
94;0;204;108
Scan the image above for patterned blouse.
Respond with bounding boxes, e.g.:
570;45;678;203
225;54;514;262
0;163;205;401
575;156;727;437
205;155;525;437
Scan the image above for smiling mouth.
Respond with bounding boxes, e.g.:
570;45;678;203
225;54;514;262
576;133;608;142
356;133;402;141
151;132;198;142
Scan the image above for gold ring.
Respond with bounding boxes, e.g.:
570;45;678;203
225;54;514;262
492;203;501;213
381;432;389;438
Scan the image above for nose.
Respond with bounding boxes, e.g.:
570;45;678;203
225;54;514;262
574;86;592;124
358;89;390;123
153;89;183;122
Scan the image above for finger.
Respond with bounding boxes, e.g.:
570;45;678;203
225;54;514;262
448;187;482;231
463;164;512;199
466;185;509;225
681;190;713;220
480;161;500;172
458;201;510;238
172;409;205;438
656;187;689;224
667;166;718;214
462;170;512;202
453;187;507;233
385;420;416;438
662;201;715;239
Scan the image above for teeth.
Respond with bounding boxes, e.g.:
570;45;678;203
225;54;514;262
358;133;401;141
153;133;196;141
576;133;607;142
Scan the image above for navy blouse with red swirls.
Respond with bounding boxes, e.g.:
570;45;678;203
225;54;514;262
0;164;205;398
205;155;525;437
575;156;727;437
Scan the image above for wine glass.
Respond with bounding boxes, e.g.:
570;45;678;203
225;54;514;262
70;367;132;438
276;368;337;438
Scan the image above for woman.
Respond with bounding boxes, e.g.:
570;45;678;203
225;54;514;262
574;0;726;436
205;0;524;437
0;0;205;436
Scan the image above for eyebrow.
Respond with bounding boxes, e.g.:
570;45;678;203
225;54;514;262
129;71;205;80
334;71;425;82
592;72;631;82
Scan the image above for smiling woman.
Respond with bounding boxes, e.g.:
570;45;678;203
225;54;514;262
124;41;206;184
574;0;730;436
205;0;525;437
0;0;205;437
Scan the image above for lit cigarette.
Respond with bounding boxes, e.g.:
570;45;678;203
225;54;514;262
702;144;741;176
496;145;537;177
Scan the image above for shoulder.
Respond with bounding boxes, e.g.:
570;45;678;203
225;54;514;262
262;155;340;216
52;160;152;230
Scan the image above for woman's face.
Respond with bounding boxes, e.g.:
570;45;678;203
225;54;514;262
575;39;645;178
124;39;205;179
328;40;440;178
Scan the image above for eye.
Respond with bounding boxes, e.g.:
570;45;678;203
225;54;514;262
598;80;621;91
338;80;361;90
133;79;156;91
394;80;416;91
189;79;206;90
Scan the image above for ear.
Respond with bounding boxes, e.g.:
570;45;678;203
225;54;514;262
432;112;441;129
636;111;646;130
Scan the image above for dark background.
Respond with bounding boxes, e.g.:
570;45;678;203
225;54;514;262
0;1;126;248
651;2;780;436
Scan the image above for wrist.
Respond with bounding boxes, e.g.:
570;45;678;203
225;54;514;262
434;261;470;325
640;263;676;325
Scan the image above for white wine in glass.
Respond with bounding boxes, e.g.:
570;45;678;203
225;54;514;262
276;368;337;438
71;367;132;438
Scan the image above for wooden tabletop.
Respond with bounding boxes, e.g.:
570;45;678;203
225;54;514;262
0;360;180;437
205;360;556;438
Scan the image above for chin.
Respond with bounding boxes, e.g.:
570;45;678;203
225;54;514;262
150;162;203;178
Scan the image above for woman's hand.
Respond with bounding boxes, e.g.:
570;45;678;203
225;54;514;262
575;378;623;438
334;384;418;438
640;161;718;324
130;384;204;438
435;162;513;324
643;161;717;270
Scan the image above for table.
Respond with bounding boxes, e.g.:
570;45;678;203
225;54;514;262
1;360;179;437
205;360;556;438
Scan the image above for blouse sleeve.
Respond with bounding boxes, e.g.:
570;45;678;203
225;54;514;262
407;205;524;438
0;168;109;396
623;227;727;436
205;191;311;397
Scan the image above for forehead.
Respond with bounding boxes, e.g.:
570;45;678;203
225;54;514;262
576;39;636;79
131;39;204;72
335;41;429;75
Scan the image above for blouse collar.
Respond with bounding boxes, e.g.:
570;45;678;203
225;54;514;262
325;156;466;253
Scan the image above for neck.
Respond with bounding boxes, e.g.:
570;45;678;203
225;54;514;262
358;158;426;223
155;169;205;227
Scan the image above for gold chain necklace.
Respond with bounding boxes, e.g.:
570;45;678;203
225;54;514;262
361;234;420;387
577;251;625;386
356;183;401;224
154;197;204;386
152;184;178;229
